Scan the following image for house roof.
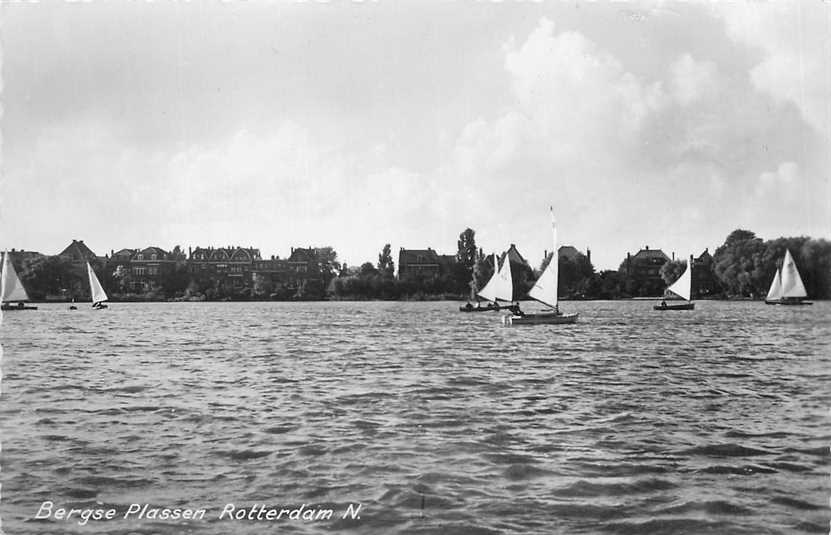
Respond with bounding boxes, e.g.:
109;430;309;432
139;246;169;257
112;248;136;258
696;248;712;262
558;245;581;261
191;246;261;261
632;247;669;261
288;247;317;263
58;239;97;261
505;244;530;267
399;248;440;265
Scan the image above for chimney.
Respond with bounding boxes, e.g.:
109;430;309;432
690;254;694;265
672;251;675;261
586;248;591;264
645;245;649;251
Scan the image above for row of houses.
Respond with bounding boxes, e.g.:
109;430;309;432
621;245;718;297
56;240;326;294
397;243;719;297
395;244;594;280
20;239;716;298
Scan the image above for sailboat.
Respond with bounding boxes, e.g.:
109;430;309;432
654;256;695;310
504;208;578;326
86;262;109;309
1;251;37;311
765;249;812;305
459;253;501;312
475;250;520;313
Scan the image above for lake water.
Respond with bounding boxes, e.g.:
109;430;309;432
1;300;828;534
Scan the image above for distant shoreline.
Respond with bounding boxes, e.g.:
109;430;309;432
24;296;781;304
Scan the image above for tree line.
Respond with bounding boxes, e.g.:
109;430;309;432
7;228;830;301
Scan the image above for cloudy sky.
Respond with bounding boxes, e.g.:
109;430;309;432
2;1;829;270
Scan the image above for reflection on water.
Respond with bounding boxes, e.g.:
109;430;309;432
1;301;829;534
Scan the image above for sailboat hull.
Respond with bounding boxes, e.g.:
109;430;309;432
765;299;812;306
654;302;695;311
459;303;500;312
504;312;579;325
1;304;38;310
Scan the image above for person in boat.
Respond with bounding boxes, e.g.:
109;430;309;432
17;302;24;309
660;299;667;308
464;302;474;310
510;302;524;316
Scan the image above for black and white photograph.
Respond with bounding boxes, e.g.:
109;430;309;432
1;1;829;533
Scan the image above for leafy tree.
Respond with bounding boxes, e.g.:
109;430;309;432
456;228;477;269
584;270;625;299
17;254;77;300
558;254;594;298
713;229;766;297
659;259;686;286
160;263;190;298
471;250;493;298
377;244;394;278
360;262;378;277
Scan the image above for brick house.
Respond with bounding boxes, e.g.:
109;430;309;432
398;248;445;280
621;246;670;296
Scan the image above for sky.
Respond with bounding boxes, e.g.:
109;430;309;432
1;1;829;270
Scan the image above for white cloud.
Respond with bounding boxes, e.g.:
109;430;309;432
504;18;665;156
670;54;719;105
757;161;800;200
716;2;831;139
3;7;828;270
431;16;829;268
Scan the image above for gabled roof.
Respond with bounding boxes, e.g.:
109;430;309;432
558;245;581;261
112;248;136;259
139;246;169;258
58;239;97;261
190;246;261;261
696;248;712;262
505;244;530;267
632;247;669;261
288;247;318;263
399;248;440;265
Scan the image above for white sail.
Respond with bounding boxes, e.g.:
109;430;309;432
87;262;109;303
1;251;30;303
666;261;692;301
477;252;513;302
500;252;514;302
528;208;559;309
766;268;783;301
476;253;500;302
780;249;807;298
